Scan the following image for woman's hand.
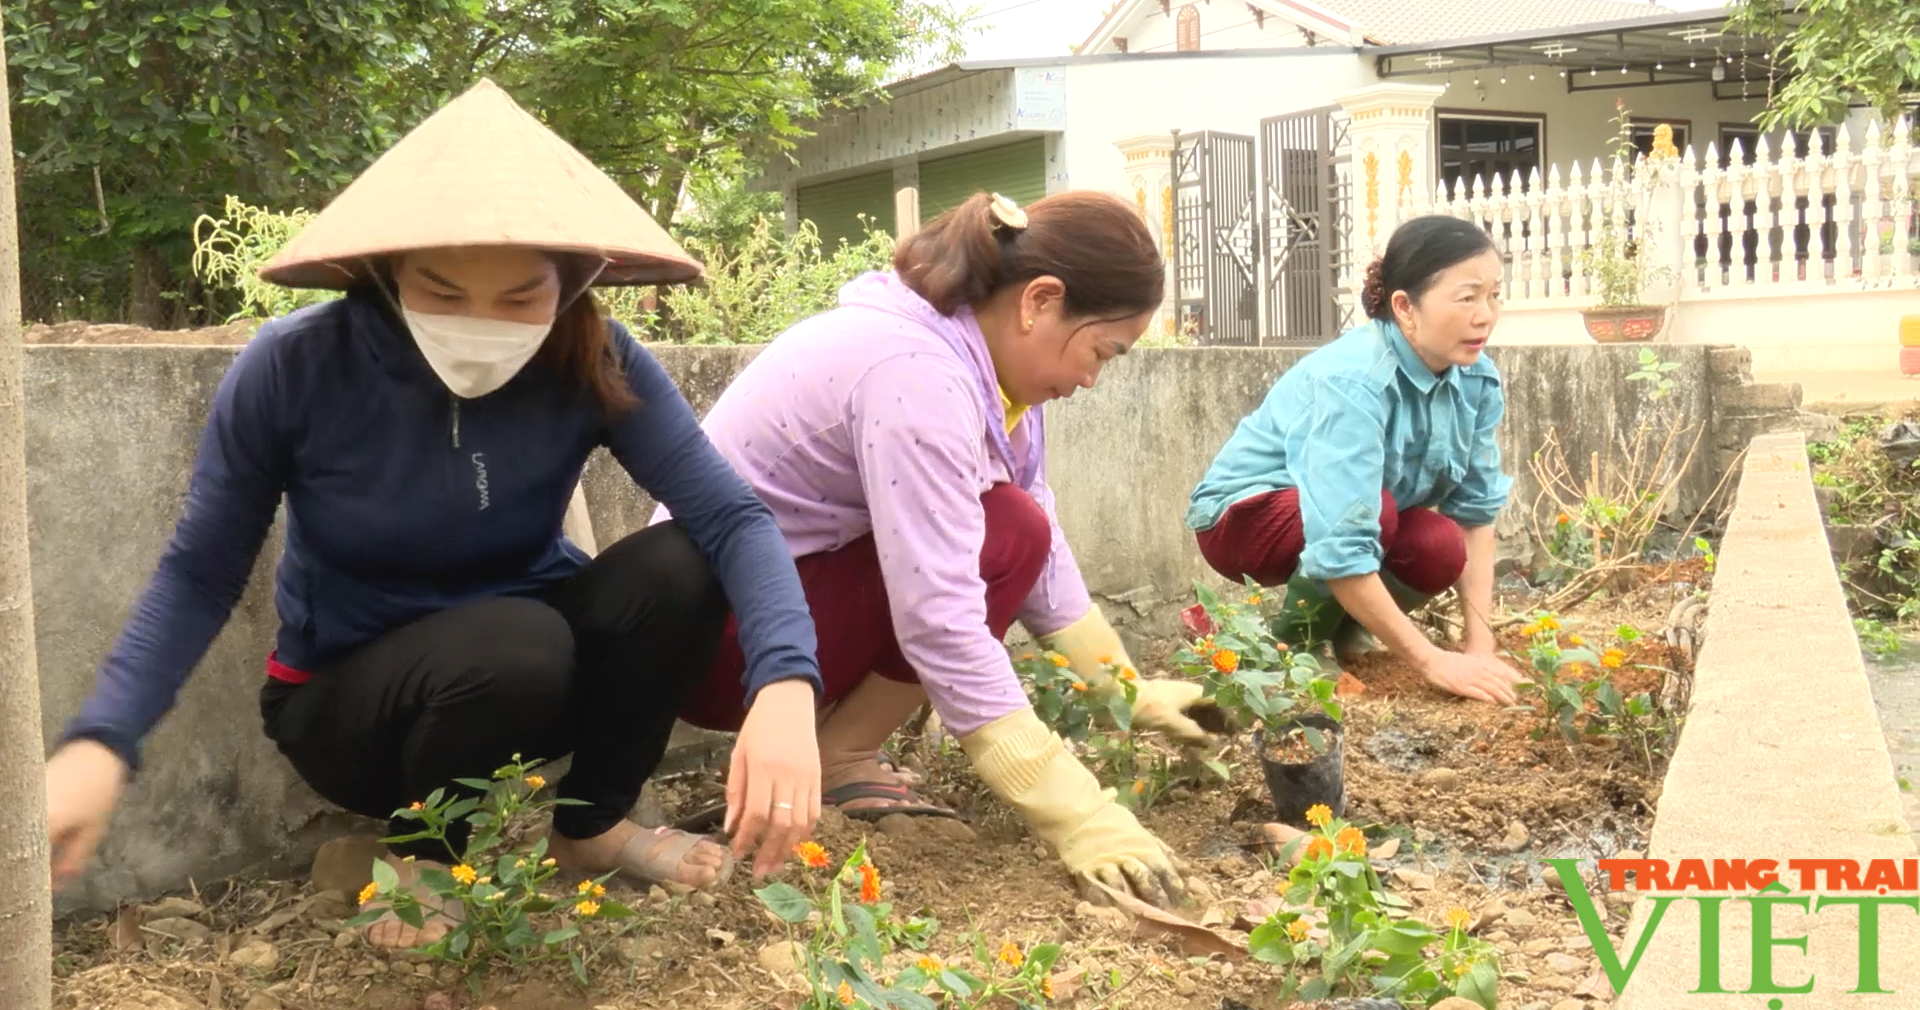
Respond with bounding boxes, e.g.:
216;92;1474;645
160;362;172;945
724;677;822;879
46;740;128;891
1418;648;1526;705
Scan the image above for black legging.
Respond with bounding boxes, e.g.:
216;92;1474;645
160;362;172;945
258;522;729;861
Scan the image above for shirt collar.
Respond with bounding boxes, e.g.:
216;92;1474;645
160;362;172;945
1382;317;1458;393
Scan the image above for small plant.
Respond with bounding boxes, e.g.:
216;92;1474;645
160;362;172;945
1693;536;1717;574
1174;580;1342;759
1626;347;1681;400
895;935;1064;1009
1249;806;1500;1007
1855;617;1904;659
648;214;896;344
755;841;941;1009
345;756;637;985
191;195;339;323
1015;651;1205;811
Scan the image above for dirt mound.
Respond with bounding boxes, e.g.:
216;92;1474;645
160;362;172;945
26;319;259;346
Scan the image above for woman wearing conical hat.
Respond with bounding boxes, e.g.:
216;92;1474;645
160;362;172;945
42;80;825;946
659;191;1213;910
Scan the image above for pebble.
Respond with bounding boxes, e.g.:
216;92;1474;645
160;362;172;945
229;940;281;973
1173;974;1199;996
1536;975;1576;992
1499;821;1531;852
1369;837;1401;860
1502;970;1531;983
1523;938;1559;954
1504;908;1540;928
705;928;737;946
140;897;206;920
416;964;435;978
1390;868;1436;891
349;965;376;979
333;930;357;950
1418;768;1461;789
253;910;300;936
1519;1003;1551;1010
691;892;717;909
757;940;806;979
1414;828;1437;845
242;996;282;1010
1431;1000;1491;1010
1546;953;1587;974
648;886;671;906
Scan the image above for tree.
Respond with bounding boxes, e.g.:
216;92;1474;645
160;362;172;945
1728;0;1920;132
0;23;52;1010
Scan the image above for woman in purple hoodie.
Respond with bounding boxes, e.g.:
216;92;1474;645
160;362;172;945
659;191;1210;909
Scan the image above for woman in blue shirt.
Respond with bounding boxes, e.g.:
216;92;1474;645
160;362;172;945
40;80;824;948
1186;215;1524;706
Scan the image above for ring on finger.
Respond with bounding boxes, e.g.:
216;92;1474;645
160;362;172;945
772;802;794;810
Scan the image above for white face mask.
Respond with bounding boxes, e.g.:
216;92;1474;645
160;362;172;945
401;309;552;399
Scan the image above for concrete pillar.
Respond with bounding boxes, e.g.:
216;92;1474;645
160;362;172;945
781;184;799;234
1114;133;1178;338
892;159;921;240
1335;83;1446;267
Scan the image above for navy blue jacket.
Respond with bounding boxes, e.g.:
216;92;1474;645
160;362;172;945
63;288;821;770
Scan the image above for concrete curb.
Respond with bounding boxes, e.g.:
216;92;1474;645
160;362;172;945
1610;431;1920;1007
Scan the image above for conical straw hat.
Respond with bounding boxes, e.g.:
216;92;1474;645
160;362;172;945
260;78;703;289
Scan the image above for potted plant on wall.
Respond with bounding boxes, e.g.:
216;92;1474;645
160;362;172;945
1577;104;1678;343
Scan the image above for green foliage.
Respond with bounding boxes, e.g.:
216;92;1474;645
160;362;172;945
1013;650;1212;813
1249;811;1501;1007
1728;0;1920;134
1856;617;1905;659
654;216;896;344
1626;347;1681;400
1172;580;1342;750
190;196;336;322
342;756;638;986
1807;414;1920;623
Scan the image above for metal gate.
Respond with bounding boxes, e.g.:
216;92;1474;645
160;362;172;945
1170;131;1258;346
1258;106;1354;346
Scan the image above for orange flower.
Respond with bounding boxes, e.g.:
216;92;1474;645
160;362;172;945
1070;680;1089;692
449;864;478;886
356;882;379;906
1212;649;1240;674
1131;779;1146;796
1556;512;1571;525
997;941;1025;968
1304;837;1335;861
1285;918;1310;942
1049;653;1069;667
1246;593;1263;605
836;980;855;1006
795;841;830;868
1041;974;1055;999
917;955;942;972
408;801;424;811
1601;648;1627;669
1446;907;1473;931
1335;826;1366;855
1117;666;1138;682
858;863;882;903
1304;804;1332;828
524;774;546;791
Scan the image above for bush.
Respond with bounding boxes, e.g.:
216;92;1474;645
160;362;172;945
649;215;894;344
190;196;338;323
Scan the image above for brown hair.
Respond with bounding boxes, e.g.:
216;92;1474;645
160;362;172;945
893;191;1163;324
533;288;639;416
1360;215;1497;320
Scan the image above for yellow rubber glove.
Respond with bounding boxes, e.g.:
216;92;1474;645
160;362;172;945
960;707;1189;908
1037;607;1217;743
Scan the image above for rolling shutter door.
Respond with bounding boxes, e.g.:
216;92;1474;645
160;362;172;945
795;171;897;251
917;138;1048;223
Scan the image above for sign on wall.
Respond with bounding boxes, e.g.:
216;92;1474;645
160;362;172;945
1014;67;1068;131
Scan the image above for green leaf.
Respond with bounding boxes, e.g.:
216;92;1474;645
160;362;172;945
753;882;813;923
452;778;493;791
884;988;938;1010
393;901;425;930
1457;960;1500;1008
543;926;580;945
1298;976;1331;1001
570;951;588;987
938;968;975;996
371;858;398;891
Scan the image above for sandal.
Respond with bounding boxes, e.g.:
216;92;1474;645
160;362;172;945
821;780;966;822
553;825;734;893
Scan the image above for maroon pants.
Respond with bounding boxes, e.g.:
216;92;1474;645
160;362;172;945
1194;488;1466;594
678;484;1052;732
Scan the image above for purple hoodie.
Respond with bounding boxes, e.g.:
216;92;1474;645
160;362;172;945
654;271;1094;734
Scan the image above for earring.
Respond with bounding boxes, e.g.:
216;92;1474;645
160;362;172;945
1024;318;1033;330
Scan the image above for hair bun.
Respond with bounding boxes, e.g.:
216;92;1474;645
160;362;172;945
1360;257;1389;319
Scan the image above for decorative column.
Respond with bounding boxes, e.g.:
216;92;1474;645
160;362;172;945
1114;133;1178;337
1334;83;1446;267
892;159;921;241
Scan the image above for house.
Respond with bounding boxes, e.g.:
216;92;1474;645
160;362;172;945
751;1;1918;375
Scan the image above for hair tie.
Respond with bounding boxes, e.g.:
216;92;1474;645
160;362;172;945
988;193;1029;232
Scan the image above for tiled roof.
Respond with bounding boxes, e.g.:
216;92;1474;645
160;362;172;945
1331;0;1685;45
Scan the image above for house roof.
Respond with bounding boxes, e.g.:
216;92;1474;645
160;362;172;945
1079;0;1685;51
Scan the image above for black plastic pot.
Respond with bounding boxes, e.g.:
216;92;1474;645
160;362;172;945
1256;714;1347;829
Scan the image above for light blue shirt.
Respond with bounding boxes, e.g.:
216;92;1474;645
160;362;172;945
1185;317;1512;582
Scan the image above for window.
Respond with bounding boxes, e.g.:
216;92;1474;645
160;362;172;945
1436;114;1544;195
1176;5;1199;51
1718;123;1761;167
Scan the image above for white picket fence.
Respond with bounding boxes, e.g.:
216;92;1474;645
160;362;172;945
1404;117;1920;304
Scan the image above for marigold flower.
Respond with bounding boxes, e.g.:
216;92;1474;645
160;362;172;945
1453;962;1470;978
1305;837;1335;861
1556;512;1571;525
795;840;830;868
836;981;856;1006
1097;655;1113;665
1446;907;1473;931
1212;649;1240;674
858;863;882;903
1041;974;1055;999
1304;804;1332;828
1070;681;1089;692
449;864;478;886
524;774;546;791
1118;666;1137;681
1521;622;1541;637
1285;918;1310;942
1335;826;1366;855
917;955;942;972
997;941;1025;969
1538;615;1561;632
357;882;379;906
1049;653;1069;667
1601;648;1627;669
575;899;601;916
1567;633;1585;647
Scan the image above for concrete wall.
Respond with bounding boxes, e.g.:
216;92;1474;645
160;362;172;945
29;340;1803;911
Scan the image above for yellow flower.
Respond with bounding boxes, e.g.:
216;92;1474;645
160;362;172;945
1538;615;1561;632
1041;974;1055;1000
795;841;830;868
1305;837;1335;861
1285;918;1309;942
1567;633;1585;647
1446;907;1473;931
1049;653;1069;667
1601;648;1627;669
1335;826;1366;855
577;879;596;895
997;942;1025;969
1097;655;1113;665
1453;962;1471;978
575;899;601;916
1212;649;1239;674
836;980;855;1006
449;864;478;886
541;858;557;867
524;774;546;791
917;956;943;972
1305;804;1332;828
357;882;379;906
1246;593;1263;605
1521;623;1541;637
593;883;606;898
1118;666;1137;682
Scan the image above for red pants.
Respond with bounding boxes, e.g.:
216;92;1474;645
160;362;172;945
1194;488;1465;594
678;484;1053;732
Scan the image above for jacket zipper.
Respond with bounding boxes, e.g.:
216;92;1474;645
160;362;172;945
450;396;462;449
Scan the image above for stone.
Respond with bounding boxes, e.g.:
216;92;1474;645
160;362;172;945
1504;908;1540;928
1536;975;1576;992
691;892;717;909
303;890;352;921
230;940;281;973
253;910;300;936
1173;974;1199;996
140;897;206;920
757;940;806;979
242;995;282;1010
333;930;358;950
311;836;386;896
1478;898;1508;926
1498;820;1531;852
1431;1000;1491;1010
1523;938;1559;954
1369;837;1401;860
1519;1003;1551;1010
1418;768;1462;789
648;885;670;906
1545;953;1587;975
1391;868;1436;890
1414;827;1437;845
143;917;211;945
705;928;737;946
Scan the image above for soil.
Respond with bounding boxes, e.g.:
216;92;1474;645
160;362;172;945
51;565;1703;1010
26;320;258;346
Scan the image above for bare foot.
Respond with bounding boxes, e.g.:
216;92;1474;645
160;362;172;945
548;820;731;891
363;854;462;949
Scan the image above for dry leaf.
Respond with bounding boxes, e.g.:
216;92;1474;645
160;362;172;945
1090;882;1247;960
109;908;144;952
1575;969;1616;999
1048;965;1088;1001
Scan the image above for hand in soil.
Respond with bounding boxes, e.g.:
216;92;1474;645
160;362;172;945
1130;679;1225;741
725;678;822;878
45;739;128;891
363;855;462;949
1418;649;1527;705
